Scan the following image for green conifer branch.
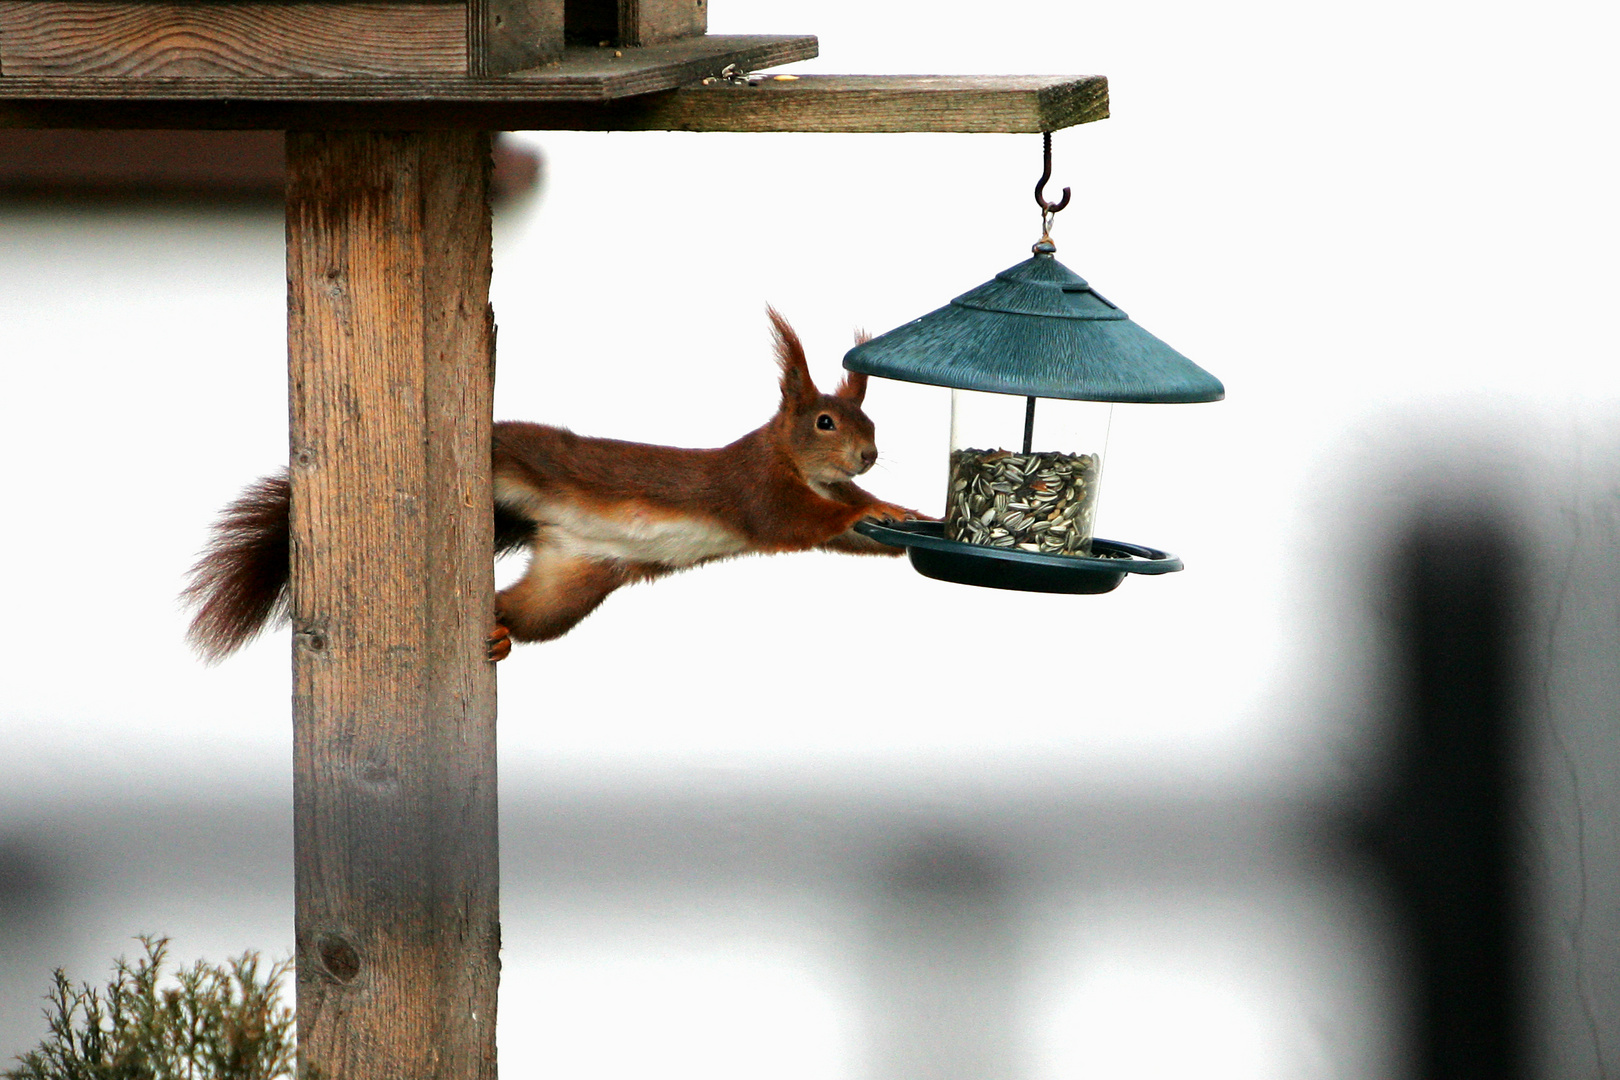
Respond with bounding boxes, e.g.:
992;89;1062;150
6;936;295;1080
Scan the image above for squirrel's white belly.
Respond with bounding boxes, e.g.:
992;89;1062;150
544;499;749;568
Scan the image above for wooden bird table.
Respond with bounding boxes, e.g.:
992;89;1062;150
0;3;1107;1077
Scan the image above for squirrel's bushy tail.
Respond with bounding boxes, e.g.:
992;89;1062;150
182;473;291;663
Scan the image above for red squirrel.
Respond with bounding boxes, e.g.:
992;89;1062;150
184;309;921;662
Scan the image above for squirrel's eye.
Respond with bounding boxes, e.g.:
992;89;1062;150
816;414;836;431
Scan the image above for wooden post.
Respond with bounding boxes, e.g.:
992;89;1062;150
286;130;499;1080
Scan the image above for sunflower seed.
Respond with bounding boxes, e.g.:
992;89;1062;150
946;446;1101;556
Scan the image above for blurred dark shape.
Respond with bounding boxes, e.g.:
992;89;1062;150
886;831;1003;897
867;833;1020;1080
1;833;71;1056
0;834;61;915
0;130;540;203
1369;507;1527;1080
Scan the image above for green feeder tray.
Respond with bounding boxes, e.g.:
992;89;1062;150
854;519;1182;594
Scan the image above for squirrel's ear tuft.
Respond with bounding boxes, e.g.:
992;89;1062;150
837;330;871;402
768;306;816;407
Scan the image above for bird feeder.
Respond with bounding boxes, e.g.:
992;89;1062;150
845;136;1223;594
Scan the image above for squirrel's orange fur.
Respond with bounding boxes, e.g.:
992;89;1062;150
183;309;920;662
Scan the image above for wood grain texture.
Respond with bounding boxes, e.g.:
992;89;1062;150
622;0;705;47
568;74;1111;133
469;0;563;75
0;1;467;78
0;72;1106;133
0;33;818;111
287;130;497;1080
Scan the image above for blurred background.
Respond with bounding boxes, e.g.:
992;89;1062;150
2;0;1617;1077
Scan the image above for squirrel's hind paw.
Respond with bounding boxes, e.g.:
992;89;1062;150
487;624;512;663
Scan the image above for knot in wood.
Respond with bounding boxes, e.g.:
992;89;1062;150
357;758;398;791
295;628;329;654
316;933;362;984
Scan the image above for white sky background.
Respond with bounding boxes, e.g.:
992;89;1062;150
3;0;1615;792
2;0;1618;1076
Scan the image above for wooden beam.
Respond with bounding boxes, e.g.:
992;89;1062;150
561;74;1109;133
0;73;1105;133
0;2;467;78
286;129;498;1080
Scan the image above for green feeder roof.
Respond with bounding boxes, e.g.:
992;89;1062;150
843;245;1225;404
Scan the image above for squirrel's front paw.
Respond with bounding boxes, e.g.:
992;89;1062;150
868;502;930;524
487;624;512;663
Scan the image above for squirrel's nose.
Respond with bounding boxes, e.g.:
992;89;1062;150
860;448;878;470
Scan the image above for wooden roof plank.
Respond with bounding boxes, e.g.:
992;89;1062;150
0;1;469;79
0;73;1107;132
0;35;819;106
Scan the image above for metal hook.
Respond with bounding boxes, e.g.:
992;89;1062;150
1034;130;1071;215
